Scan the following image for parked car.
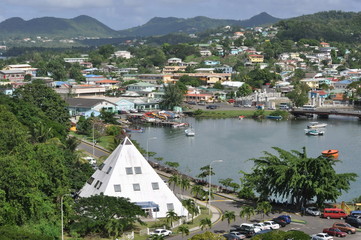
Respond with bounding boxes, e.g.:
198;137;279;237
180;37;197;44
240;223;261;233
321;208;348;219
243;104;252;108
262;220;280;230
332;222;356;234
277;215;291;224
306;207;321;216
346;214;361;228
229;231;246;239
252;222;269;230
311;233;334;240
322;228;347;237
223;233;241;240
271;217;287;227
206;105;218;109
150;229;172;236
231;224;257;237
253;229;272;236
228;99;235;103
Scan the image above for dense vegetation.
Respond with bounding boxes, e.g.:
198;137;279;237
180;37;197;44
277;11;361;42
0;83;92;238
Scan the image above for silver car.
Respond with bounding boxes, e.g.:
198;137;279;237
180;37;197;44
306;207;321;216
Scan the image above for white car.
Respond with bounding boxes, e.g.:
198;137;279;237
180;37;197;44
229;231;246;239
240;223;261;233
262;220;280;230
150;228;172;236
311;233;333;240
83;156;96;165
306;207;321;216
252;222;269;230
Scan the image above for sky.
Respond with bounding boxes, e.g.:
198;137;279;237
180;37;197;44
1;0;361;30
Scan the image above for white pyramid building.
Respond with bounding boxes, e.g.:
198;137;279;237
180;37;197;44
78;137;188;219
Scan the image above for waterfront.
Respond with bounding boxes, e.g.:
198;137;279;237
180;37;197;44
131;115;361;202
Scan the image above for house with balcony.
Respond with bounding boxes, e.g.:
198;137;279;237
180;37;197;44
65;98;117;117
0;70;26;82
248;54;264;63
114;51;132;59
162;66;187;74
167;58;182;65
126;82;158;92
95;79;120;89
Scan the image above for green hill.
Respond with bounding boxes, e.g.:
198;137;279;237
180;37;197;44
0;15;120;40
276;10;361;42
118;12;281;37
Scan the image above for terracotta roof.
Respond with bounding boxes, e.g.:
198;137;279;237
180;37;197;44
95;79;119;83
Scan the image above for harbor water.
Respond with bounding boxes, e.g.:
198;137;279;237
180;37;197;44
131;115;361;202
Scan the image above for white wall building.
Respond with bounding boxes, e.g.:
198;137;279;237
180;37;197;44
78;137;188;219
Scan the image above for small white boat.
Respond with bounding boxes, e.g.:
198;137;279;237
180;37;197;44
304;128;325;136
172;122;189;128
185;128;195;136
307;122;327;129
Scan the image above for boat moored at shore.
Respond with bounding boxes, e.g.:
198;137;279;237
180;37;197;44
307;122;327;129
322;149;339;159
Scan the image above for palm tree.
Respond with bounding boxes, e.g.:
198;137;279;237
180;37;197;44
160;83;184;110
182;198;199;222
199;217;212;230
221;210;236;226
256;201;272;219
178;225;190;238
166;210;179;228
180;177;191;194
168;174;181;192
191;184;205;200
239;206;255;221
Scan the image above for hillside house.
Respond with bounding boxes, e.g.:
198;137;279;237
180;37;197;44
66;98;117;116
0;70;25;82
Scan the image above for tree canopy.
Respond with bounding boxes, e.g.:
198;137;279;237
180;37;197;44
241;147;357;208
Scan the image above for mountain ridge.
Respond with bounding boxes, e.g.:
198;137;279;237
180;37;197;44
0;12;281;41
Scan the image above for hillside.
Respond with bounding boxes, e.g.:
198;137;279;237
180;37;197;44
118;12;281;37
0;15;120;40
276;10;361;42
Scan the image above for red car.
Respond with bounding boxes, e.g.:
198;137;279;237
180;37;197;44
322;228;347;237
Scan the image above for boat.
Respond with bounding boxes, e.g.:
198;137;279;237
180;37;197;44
322;149;339;159
125;128;144;133
307;122;327;129
185;128;195;136
304;128;324;136
239;115;245;120
266;115;283;120
172;122;189;128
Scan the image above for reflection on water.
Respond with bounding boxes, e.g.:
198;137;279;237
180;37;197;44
132;116;361;201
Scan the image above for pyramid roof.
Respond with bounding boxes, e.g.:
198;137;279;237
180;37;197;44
78;137;188;218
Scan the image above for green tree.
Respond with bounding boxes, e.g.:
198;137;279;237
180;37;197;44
182;199;199;222
160;83;184;110
70;194;145;236
199;217;212;230
221;211;236;226
191;185;207;200
46;58;67;81
178;225;190;238
166;210;179;228
237;83;253;97
99;109;117;124
242;147;357;208
189;231;224;240
219;178;233;191
168;174;181;192
256;201;272;219
287;83;310;107
239;206;255;221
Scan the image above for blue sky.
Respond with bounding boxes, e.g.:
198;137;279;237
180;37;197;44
2;0;361;30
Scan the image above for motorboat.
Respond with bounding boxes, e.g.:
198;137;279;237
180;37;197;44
172;122;189;128
185;128;195;136
266;115;283;120
304;128;324;136
322;149;339;159
307;122;327;129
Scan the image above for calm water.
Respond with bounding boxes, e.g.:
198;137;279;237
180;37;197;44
131;116;361;202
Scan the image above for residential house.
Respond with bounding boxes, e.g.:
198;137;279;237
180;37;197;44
0;70;25;82
204;60;220;66
114;51;132;59
162;66;187;74
320;42;330;48
200;50;212;56
85;75;107;84
333;79;354;90
64;57;88;63
184;93;213;103
137;74;172;84
195;68;215;73
4;64;37;76
65;98;117;116
54;84;106;97
95;79;120;89
126;82;158;92
167;58;182;65
248;54;264;63
215;66;233;74
78;137;188;219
